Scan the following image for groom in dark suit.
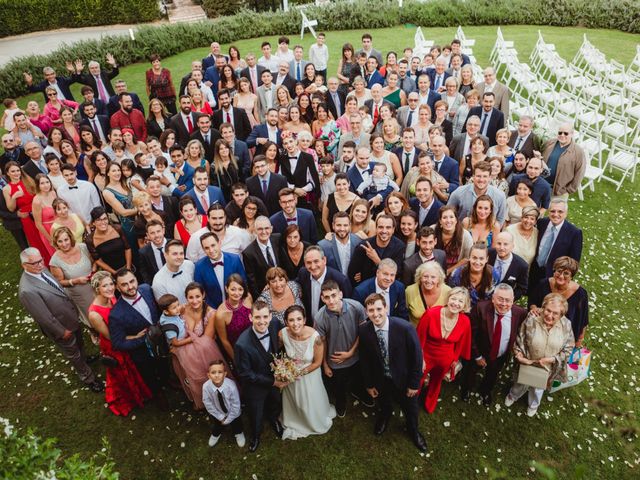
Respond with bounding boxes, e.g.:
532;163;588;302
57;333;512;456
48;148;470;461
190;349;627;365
359;293;427;451
234;300;285;452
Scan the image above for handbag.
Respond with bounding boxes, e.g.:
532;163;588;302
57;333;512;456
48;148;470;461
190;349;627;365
549;347;592;393
100;355;119;368
517;364;549;389
444;360;462;382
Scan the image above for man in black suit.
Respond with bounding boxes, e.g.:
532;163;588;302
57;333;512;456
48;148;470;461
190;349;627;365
461;284;527;405
279;134;321;211
246;156;288;216
364;84;394;129
72;54;120;104
170;95;203;147
326;77;346;119
107;80;145;117
240;54;266;94
190;115;221;163
242;216;281;299
463;92;505;147
138;220;167;285
273;61;297;98
79;102;109;144
234;300;285;452
146;176;179;234
79;86;108;118
0;134;28;175
508;114;538;159
409;176;444;228
529;198;583;292
24;66;76;102
489;232;528;301
297;246;352;323
393;128;422;177
212;89;252;141
402;226;446;285
359;293;426;451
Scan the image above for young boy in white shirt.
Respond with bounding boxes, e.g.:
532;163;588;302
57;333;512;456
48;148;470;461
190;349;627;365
202;360;245;447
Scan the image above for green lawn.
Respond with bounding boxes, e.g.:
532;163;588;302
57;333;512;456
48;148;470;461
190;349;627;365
1;25;639;479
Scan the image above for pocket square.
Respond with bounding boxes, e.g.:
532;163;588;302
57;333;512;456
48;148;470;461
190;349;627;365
507;276;516;281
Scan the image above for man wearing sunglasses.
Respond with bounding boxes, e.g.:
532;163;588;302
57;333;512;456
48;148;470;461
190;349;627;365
541;124;586;198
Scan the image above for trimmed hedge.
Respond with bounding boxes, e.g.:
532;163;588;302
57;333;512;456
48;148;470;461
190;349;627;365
1;0;638;100
0;0;160;38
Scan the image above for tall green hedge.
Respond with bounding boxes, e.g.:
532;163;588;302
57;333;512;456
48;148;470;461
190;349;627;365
1;0;638;100
0;0;160;38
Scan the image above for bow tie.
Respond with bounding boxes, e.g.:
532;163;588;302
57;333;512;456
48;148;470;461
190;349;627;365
259;333;270;340
285;217;297;223
288;156;298;160
172;271;183;278
68;186;78;190
211;261;224;267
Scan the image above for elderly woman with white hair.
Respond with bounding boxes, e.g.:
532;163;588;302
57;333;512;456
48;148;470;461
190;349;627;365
505;292;574;417
405;261;451;325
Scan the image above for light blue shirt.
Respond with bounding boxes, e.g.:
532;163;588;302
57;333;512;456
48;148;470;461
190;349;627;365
159;314;186;341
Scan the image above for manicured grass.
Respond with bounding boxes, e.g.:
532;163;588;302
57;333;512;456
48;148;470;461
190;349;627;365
1;25;639;479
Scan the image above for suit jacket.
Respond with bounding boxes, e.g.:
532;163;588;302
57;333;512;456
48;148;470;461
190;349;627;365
296;266;352;322
396;106;420;129
364;99;394;120
256;84;278;122
246;173;288;216
279;151;321;198
240;65;267;93
185;186;226;215
401;249;447;286
107;92;144;117
409;196;444;227
288;60;309;82
393;147;423;175
246;124;282;155
234;319;282;397
18;271;80;341
274;74;297;98
397;75;417;96
325;90;347;119
22;160;44;181
108;284;159;362
508;131;537;160
243;234;282;299
194;252;248;308
29;76;76;103
212;107;252;142
534;218;583;278
73;67;120;101
189;129;222;163
488;250;529;301
365;70;385;88
0;148;29;175
476;81;510;119
428;70;452;91
203;66;220;97
432;155;460;194
355;48;383;66
337;131;370;157
353;278;409;320
463;107;504;147
348;235;406;286
470;300;527;360
152;195;179;234
359;316;423;391
231;140;251;179
269;208;318;244
138;243;164;285
169;111;204;147
346;162;373;192
449;132;490;163
318;234;362;274
80;115;110;140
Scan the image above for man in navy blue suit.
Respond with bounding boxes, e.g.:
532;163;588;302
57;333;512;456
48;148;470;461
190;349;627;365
489;232;529;301
247;156;289;216
429;135;460;198
364;56;385;88
428;57;452;95
528;198;582;292
318;212;362;276
393;128;423;177
347;147;395;210
219;123;251;179
409;174;444;228
358;294;426;451
416;74;438;119
24;66;77;102
246;109;282;156
463;92;504;147
185;168;226;215
79;102;109;144
109;268;168;403
353;259;408;320
296;246;352;323
269;188;318;244
194;232;247;309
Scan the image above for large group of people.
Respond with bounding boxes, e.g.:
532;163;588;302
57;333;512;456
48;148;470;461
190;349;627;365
7;31;589;454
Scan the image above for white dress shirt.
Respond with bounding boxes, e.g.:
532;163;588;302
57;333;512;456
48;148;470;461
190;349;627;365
258;240;275;265
152;260;195;303
335;237;351;276
375;280;391;314
202;377;242;423
495;310;512;358
124;293;153;324
310;269;328;319
186;226;251;261
494;253;513;282
57;180;102;224
253;326;270;351
152;239;167;270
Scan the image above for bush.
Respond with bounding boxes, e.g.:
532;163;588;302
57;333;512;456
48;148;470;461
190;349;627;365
0;0;160;38
1;0;638;100
0;417;119;479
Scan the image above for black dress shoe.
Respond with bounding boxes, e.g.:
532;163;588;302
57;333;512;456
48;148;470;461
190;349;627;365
412;432;427;452
374;417;388;435
86;354;100;364
270;419;284;438
460;389;470;402
482;394;492;407
88;380;104;393
249;437;260;452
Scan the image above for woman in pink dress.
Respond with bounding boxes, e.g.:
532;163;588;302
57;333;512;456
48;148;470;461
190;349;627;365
31;174;58;260
2;161;51;265
87;271;152;416
233;77;259;127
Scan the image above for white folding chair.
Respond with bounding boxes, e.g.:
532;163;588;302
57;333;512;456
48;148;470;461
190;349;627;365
579;125;609;168
601;113;636;145
600;140;639;190
576;151;605;201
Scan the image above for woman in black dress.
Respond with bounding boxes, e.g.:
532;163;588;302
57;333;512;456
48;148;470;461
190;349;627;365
321;173;358;232
85;206;132;275
278;224;310;280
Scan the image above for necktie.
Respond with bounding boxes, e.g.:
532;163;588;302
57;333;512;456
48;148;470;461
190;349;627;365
261;179;268;195
480;112;488;136
217;390;228;414
42;273;64;293
376;329;391;377
132;295;143;305
373;103;379;125
404;152;412;174
204;133;210;145
435;75;442;90
406;109;414;127
296;63;301;81
333;93;341;116
200;194;209;211
514;136;523;151
95;75;109;102
91;118;100;138
266;245;275;267
157;247;166;266
489;314;504;360
226;111;231;124
186;115;194;134
399;77;405;90
434;160;442;173
250;69;258;92
537;225;557;267
38;159;48;174
494;259;503;282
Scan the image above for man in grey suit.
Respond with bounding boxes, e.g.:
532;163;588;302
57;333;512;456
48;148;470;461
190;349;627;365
18;248;103;392
337;113;371;157
256;70;277;122
318;212;362;276
475;67;510;120
449;115;489;163
288;45;309;83
397;92;421;129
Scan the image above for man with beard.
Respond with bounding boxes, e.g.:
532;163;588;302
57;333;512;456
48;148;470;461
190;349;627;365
186;204;251;262
212;89;252;141
318;212;362;276
169;95;203;147
109;92;147;141
246;108;282;155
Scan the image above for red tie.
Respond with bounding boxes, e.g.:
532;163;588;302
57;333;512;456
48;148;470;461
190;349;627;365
373;103;379;125
226;111;231;124
200;194;209;212
187;115;194;134
489;314;504;360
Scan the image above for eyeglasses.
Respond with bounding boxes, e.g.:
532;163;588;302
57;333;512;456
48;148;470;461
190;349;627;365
557;131;570;136
24;259;44;266
47;93;57;97
408;98;419;102
94;216;109;223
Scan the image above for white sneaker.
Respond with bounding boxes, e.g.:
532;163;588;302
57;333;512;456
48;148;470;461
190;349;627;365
208;434;220;447
504;394;515;407
526;406;538;417
235;432;246;447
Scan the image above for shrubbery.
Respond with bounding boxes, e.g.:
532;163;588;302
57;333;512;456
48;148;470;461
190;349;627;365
1;0;638;99
0;0;160;38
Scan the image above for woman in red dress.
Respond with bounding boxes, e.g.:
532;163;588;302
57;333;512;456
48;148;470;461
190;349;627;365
87;271;152;416
417;286;472;413
173;197;207;246
2;161;52;265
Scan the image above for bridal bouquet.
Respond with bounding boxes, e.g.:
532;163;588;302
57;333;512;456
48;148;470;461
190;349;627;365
271;353;302;383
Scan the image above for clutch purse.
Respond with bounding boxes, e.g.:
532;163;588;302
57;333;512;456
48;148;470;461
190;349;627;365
517;364;549;389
